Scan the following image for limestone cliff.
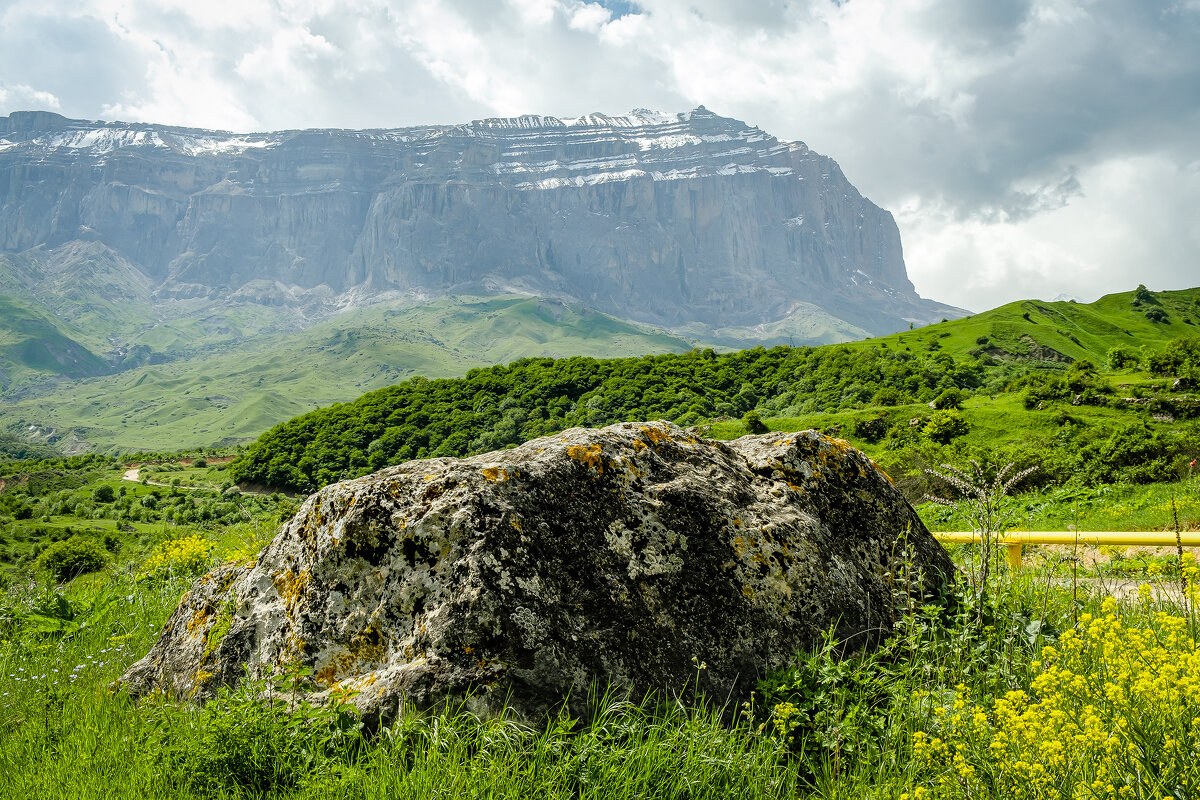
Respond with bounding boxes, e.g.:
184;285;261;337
0;108;961;336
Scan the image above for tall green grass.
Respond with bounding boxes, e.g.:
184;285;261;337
3;536;1199;798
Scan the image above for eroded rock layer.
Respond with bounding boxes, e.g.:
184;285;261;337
120;421;954;723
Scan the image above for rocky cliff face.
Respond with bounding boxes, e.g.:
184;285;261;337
0;108;959;334
119;421;955;724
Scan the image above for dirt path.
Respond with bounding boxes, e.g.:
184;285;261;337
121;465;275;496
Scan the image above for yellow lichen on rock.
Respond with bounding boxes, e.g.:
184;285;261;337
567;443;604;473
274;569;311;607
640;425;671;445
481;466;509;482
187;605;213;635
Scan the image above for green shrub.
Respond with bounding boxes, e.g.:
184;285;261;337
1148;336;1200;376
1106;346;1140;370
932;388;964;410
35;535;108;582
853;415;889;443
924;410;969;443
742;410;768;435
91;484;115;503
871;386;908;407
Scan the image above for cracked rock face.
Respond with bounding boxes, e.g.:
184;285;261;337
120;421;954;723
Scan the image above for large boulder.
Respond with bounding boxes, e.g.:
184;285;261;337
120;421;954;724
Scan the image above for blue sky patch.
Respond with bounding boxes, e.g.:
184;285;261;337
596;1;640;20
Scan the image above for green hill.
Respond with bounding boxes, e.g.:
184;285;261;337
228;286;1200;497
0;295;110;391
854;286;1200;364
0;295;695;453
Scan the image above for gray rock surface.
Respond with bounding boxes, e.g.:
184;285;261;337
0;108;962;336
120;421;954;724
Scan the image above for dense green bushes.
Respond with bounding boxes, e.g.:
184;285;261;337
35;535;107;581
231;345;986;492
1148;336;1200;377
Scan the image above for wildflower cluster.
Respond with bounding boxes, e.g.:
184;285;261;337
907;595;1200;798
136;535;215;583
1;635;142;705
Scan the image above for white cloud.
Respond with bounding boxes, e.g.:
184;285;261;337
568;3;613;33
903;153;1200;310
0;83;61;110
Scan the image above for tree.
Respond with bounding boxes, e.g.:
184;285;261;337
742;410;768;434
1106;346;1140;371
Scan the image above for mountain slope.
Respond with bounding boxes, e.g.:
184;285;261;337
0;295;109;390
0;295;696;453
853;287;1200;364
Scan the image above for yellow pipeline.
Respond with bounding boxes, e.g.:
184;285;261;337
933;531;1200;569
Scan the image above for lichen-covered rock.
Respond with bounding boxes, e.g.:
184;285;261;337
120;421;954;724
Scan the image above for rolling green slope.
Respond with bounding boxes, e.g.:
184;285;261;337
852;287;1200;364
0;295;696;453
227;285;1200;494
0;295;110;390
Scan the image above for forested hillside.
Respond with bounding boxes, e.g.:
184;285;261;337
231;287;1200;496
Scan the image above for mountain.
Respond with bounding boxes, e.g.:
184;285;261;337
0;107;959;341
0;106;968;453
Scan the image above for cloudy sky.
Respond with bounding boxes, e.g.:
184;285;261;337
1;0;1197;312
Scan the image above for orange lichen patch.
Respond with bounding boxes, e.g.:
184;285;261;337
187;605;214;634
826;437;856;455
742;585;756;599
316;666;338;685
509;516;523;531
274;568;311;607
424;474;437;481
733;536;746;556
632;438;648;453
640;425;671;445
481;466;509;482
463;645;474;655
567;443;604;473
